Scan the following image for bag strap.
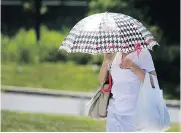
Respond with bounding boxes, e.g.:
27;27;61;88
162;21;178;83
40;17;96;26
107;62;111;72
107;53;116;72
101;73;112;93
100;53;116;86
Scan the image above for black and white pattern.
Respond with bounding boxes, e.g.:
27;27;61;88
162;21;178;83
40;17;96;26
59;12;159;55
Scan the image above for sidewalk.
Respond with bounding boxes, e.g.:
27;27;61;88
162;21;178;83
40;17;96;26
1;85;180;108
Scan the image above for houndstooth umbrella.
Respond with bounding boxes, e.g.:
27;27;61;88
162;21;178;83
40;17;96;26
59;12;159;55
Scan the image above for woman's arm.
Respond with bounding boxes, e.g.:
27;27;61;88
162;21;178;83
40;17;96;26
131;64;157;88
99;53;115;84
99;60;110;84
120;59;157;87
130;63;146;81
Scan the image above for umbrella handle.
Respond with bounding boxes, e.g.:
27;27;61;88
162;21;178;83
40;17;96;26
101;74;112;93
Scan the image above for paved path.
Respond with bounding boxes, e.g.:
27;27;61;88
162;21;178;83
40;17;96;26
1;92;180;123
1;85;180;108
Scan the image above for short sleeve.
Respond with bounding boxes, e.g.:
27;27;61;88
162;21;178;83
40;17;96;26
139;49;155;72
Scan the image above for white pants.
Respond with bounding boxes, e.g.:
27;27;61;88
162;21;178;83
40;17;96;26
106;98;135;132
106;110;135;132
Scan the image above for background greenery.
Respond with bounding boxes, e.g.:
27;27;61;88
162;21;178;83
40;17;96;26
1;110;180;132
2;62;100;92
1;0;180;100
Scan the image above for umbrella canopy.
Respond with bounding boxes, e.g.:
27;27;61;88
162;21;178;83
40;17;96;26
59;12;159;55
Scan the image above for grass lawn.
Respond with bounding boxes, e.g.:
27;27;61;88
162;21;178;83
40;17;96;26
1;62;100;92
1;110;180;132
1;110;105;132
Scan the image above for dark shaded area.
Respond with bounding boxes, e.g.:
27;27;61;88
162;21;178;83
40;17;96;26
135;0;180;44
1;1;88;36
35;0;42;41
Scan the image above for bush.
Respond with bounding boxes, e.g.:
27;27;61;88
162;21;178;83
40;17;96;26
68;53;92;65
1;26;67;64
1;26;99;65
39;26;66;62
91;54;104;65
2;29;38;64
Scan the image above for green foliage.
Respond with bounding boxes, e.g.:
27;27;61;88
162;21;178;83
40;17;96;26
23;1;48;15
1;62;100;92
89;0;141;19
1;111;180;132
38;26;65;62
91;54;104;65
1;26;61;63
1;26;100;65
1;110;106;132
68;53;93;65
88;0;124;15
2;29;38;64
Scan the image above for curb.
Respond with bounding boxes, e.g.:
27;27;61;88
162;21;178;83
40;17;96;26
1;85;180;108
1;85;94;100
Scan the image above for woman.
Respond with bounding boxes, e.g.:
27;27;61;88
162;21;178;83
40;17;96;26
99;49;157;132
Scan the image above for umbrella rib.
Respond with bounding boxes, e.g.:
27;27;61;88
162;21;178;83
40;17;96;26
111;14;128;53
93;13;106;54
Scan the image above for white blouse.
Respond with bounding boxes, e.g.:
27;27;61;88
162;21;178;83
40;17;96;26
108;49;155;115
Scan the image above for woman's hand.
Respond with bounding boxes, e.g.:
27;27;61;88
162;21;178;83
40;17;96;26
104;53;113;61
120;59;134;69
99;53;114;84
120;59;146;82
